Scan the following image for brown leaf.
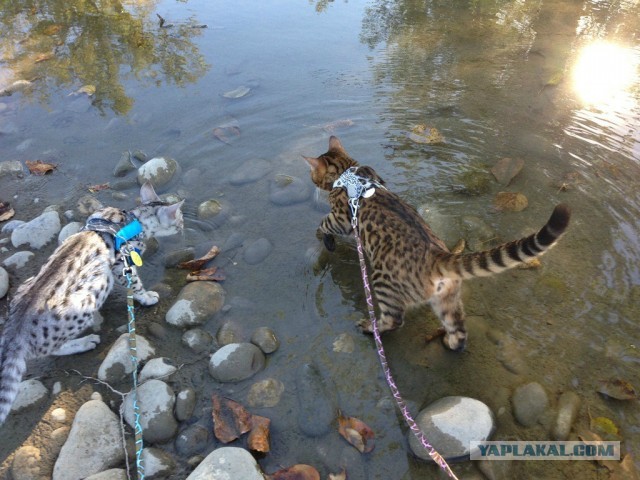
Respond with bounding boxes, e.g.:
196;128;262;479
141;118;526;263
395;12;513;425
87;183;110;193
211;394;252;443
178;245;221;270
213;125;241;145
323;119;354;133
0;202;15;222
186;266;226;282
248;415;270;453
328;469;347;480
338;412;375;453
267;465;320;480
491;157;524;186
597;379;637;400
25;160;57;175
611;454;640;480
494;191;528;212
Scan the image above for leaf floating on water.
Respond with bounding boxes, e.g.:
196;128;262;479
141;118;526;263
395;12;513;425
597;379;637;400
25;160;57;175
408;124;445;145
186;266;225;282
338;412;375;453
211;394;252;443
212;126;240;145
87;183;110;193
450;238;466;254
274;174;295;187
491;157;524;186
267;464;321;480
247;414;271;453
590;416;620;439
222;86;251;99
178;245;220;270
494;192;528;212
323;119;355;133
328;469;347;480
0;202;15;222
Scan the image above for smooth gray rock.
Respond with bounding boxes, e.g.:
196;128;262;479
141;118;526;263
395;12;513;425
250;327;279;354
175;424;209;456
175;388;197;422
553;391;581;440
216;321;244;347
58;222;83;245
0;160;24;176
166;282;226;327
11;210;60;249
185;447;264;480
137;157;179;188
1;219;24;233
2;251;34;270
247;378;285;408
229;158;272;185
84;470;127;480
243;238;272;265
295;363;338;437
269;176;311;205
408;396;495;462
182;328;213;353
97;333;155;383
139;357;177;383
53;400;124;480
113;151;136;177
123;379;178;444
208;343;265;383
142;447;177;480
0;266;8;298
11;379;48;412
512;382;549;427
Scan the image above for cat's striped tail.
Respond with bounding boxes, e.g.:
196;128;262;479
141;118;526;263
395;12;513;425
0;330;29;426
435;204;571;280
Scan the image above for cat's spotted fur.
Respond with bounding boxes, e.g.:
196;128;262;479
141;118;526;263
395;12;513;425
0;182;183;425
305;136;570;350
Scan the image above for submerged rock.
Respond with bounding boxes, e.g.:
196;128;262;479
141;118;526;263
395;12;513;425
247;378;285;408
295;363;338;437
137;157;179;188
553;391;581;440
250;326;279;354
208;343;265;383
408;396;495;462
229;158;272;185
243;238;273;265
165;281;226;327
269;175;311;205
512;382;549;427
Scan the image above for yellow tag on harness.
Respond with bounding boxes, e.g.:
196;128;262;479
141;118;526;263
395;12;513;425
130;250;143;267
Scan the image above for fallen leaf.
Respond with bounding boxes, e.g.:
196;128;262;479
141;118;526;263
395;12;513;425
222;86;251;99
338;412;375;453
450;238;465;254
212;119;241;144
590;416;620;440
267;464;320;480
25;160;57;175
178;245;220;270
247;415;270;453
491;157;524;186
211;394;252;443
408;124;445;145
597;379;637;400
0;202;15;222
328;469;347;480
87;183;110;193
610;454;640;480
494;192;528;212
186;266;226;282
578;429;618;471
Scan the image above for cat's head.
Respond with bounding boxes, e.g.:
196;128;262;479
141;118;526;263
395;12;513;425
304;136;360;191
133;182;184;238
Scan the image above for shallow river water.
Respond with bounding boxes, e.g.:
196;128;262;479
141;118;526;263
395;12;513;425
1;0;639;479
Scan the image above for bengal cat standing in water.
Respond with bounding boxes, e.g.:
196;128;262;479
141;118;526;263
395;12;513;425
304;136;570;351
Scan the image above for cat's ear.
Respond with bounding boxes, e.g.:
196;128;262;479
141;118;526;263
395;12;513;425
303;155;327;175
140;181;162;204
328;135;346;154
158;200;184;224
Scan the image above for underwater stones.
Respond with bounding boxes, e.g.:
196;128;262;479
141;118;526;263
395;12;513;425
243;238;272;265
512;382;549;427
175;388;197;422
251;326;279;354
53;399;124;480
97;333;155;383
185;447;264;480
123;379;178;444
208;343;265;383
175;424;209;456
247;378;285;408
229;158;272;185
295;363;338;437
137;156;179;189
165;281;226;327
553;391;581;440
11;210;60;249
197;199;223;220
113;151;136;177
269;175;311;206
182;328;213;353
409;396;495;462
0;160;24;177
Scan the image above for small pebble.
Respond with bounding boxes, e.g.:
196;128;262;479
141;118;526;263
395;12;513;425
51;408;67;423
250;327;279;354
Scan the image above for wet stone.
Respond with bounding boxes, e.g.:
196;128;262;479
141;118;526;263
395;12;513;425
296;363;338;437
243;238;272;265
408;396;496;462
175;388;197;422
97;333;155;383
269;176;311;206
137;157;179;189
512;382;549;427
164;247;195;267
217;321;244;346
84;470;127;480
553;391;581;440
185;447;265;480
0;160;24;177
175;424;209;456
113;151;136;177
139;357;177;383
332;333;355;353
123;379;178;444
208;343;265;383
247;378;285;408
182;328;213;353
229;158;272;185
11;210;60;249
142;447;176;480
251;326;279;354
197;199;223;220
166;281;226;327
0;266;8;298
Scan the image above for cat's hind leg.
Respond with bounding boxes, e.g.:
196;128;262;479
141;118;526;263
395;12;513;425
429;279;467;351
357;276;405;333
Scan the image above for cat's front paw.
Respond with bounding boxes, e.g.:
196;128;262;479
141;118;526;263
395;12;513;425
135;290;160;306
322;233;336;252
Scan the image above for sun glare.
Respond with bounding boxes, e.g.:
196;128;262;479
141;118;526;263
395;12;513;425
572;42;638;106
